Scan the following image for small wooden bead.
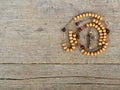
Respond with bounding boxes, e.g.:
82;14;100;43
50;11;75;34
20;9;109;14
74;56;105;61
99;39;102;42
84;51;87;55
99;30;102;32
100;33;103;36
69;37;73;40
94;52;97;56
89;23;92;27
77;16;80;19
61;27;66;32
99;49;103;53
97;16;101;19
90;52;94;56
81;49;85;53
73;38;77;41
100;24;103;27
86;13;89;17
69;34;72;37
94;14;98;18
98;42;102;46
70;40;74;43
87;52;90;56
103;29;106;33
62;43;66;47
63;46;67;50
103;33;107;35
103;38;106;41
66;48;70;52
74;17;77;21
102;27;105;30
92;13;95;17
88;13;92;17
100;17;103;20
71;43;75;46
97;51;100;54
79;14;83;18
74;40;78;44
105;43;108;46
103;36;107;39
70;48;73;52
86;24;90;27
83;13;86;17
95;20;98;23
103;45;107;49
102;48;105;51
72;46;75;49
102;41;105;44
95;25;98;28
92;23;95;27
98;22;101;25
97;27;101;30
93;19;96;22
73;34;76;37
69;30;73;34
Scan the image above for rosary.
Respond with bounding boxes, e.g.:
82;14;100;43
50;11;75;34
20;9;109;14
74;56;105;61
61;12;110;56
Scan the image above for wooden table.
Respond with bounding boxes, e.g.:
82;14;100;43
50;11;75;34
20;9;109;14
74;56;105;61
0;0;119;90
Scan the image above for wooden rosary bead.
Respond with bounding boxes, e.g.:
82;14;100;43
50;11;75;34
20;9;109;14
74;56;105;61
69;30;73;34
66;48;70;52
61;27;66;32
62;43;66;47
97;51;100;54
106;28;110;34
73;38;77;41
92;13;95;17
74;17;77;21
98;42;102;46
84;51;87;55
86;13;89;17
72;46;75;49
87;52;90;56
74;40;78;44
81;49;85;53
70;40;74;43
73;34;76;37
75;22;80;26
90;52;94;56
63;46;67;50
79;14;83;18
69;37;73;40
77;16;80;19
70;48;73;52
88;13;92;17
94;14;98;18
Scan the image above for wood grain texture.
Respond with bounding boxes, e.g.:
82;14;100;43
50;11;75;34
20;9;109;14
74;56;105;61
0;0;120;90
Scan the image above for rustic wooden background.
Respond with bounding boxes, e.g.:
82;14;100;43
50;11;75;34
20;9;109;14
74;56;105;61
0;0;120;90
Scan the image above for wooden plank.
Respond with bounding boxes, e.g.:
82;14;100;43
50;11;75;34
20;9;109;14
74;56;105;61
0;0;119;63
0;64;119;90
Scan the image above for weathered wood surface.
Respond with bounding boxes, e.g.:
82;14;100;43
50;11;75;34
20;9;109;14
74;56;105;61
0;0;120;90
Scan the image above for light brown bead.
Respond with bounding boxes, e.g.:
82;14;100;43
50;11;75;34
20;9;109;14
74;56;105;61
71;43;75;46
93;19;96;22
63;46;67;50
73;34;76;37
95;25;98;28
105;43;108;46
70;40;74;43
86;13;89;17
103;45;107;49
84;51;87;55
87;52;90;56
89;13;92;17
102;48;105;51
94;14;98;18
69;37;73;40
100;17;103;20
74;17;77;21
99;49;103;53
90;52;94;56
97;51;100;54
83;13;86;17
92;13;95;17
73;38;77;41
94;52;97;56
102;41;105;44
69;30;73;34
97;16;101;19
74;40;78;44
98;42;102;46
66;48;70;52
62;43;66;47
79;14;83;18
99;39;102;42
69;34;72;37
77;16;80;19
86;24;90;27
81;49;85;53
99;30;102;32
72;46;75;49
95;20;98;23
70;48;73;52
89;23;92;27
